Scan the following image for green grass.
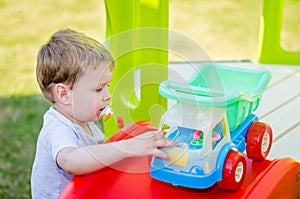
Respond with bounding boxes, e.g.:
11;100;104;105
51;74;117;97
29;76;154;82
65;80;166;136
0;0;299;198
0;96;50;198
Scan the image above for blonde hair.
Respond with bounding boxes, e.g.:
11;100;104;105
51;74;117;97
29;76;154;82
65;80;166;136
36;29;114;103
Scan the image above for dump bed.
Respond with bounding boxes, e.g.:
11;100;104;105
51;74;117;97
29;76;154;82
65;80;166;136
160;63;272;131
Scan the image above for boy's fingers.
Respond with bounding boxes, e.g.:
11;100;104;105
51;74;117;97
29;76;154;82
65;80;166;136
152;149;169;160
156;139;177;148
166;140;178;147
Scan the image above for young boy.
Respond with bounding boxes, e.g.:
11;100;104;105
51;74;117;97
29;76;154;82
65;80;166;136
31;29;176;199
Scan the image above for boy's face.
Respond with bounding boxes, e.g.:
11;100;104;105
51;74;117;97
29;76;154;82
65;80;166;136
70;65;112;124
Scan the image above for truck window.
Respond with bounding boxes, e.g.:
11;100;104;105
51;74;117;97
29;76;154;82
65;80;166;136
212;120;225;147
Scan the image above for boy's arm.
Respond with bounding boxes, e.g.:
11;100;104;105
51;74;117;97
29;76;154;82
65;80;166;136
57;131;177;175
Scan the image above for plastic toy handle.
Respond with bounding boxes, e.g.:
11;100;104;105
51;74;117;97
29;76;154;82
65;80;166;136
104;112;112;122
106;121;158;143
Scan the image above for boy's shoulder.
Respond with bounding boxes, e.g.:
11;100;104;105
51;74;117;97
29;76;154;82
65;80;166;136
43;107;73;127
41;107;77;135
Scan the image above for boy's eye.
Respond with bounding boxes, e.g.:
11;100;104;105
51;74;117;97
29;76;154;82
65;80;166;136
96;84;110;92
96;88;103;92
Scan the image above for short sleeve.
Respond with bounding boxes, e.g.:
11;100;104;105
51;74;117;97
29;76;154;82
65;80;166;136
45;124;80;165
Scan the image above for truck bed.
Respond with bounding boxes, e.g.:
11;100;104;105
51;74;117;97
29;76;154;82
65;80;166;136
160;63;272;130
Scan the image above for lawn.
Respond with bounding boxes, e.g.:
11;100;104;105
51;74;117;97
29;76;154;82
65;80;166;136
0;0;299;198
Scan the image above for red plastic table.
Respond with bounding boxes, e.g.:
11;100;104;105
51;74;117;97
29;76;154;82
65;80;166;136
59;156;299;199
59;121;300;198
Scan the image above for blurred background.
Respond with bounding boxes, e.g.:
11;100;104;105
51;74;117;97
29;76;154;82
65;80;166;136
0;0;299;198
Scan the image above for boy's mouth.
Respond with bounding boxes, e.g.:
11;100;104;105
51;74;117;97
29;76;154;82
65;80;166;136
98;105;108;116
98;105;113;122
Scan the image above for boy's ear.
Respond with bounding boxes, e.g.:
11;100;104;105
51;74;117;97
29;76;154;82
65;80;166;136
53;83;72;104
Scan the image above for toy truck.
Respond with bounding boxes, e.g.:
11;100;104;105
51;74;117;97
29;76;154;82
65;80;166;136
150;63;273;191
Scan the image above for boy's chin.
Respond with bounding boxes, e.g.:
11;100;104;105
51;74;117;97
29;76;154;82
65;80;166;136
95;112;105;121
95;115;102;121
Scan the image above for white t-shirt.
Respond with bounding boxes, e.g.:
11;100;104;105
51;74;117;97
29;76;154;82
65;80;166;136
31;107;104;199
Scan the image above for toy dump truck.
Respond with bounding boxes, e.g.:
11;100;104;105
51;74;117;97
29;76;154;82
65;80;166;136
150;63;273;191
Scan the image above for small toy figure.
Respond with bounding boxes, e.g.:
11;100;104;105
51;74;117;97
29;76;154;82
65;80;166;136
193;130;202;140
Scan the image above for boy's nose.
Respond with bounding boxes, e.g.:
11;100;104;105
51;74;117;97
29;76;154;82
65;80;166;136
102;87;112;101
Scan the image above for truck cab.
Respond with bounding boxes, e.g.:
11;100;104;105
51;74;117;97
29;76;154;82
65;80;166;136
151;103;246;190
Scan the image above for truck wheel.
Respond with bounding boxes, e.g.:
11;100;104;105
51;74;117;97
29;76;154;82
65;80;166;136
217;150;246;191
246;122;272;160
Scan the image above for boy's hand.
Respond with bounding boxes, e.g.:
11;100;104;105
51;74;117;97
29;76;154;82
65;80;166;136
107;121;177;160
124;131;178;160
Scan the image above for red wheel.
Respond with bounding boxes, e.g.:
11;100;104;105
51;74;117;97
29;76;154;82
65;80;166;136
246;122;272;160
217;150;246;191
